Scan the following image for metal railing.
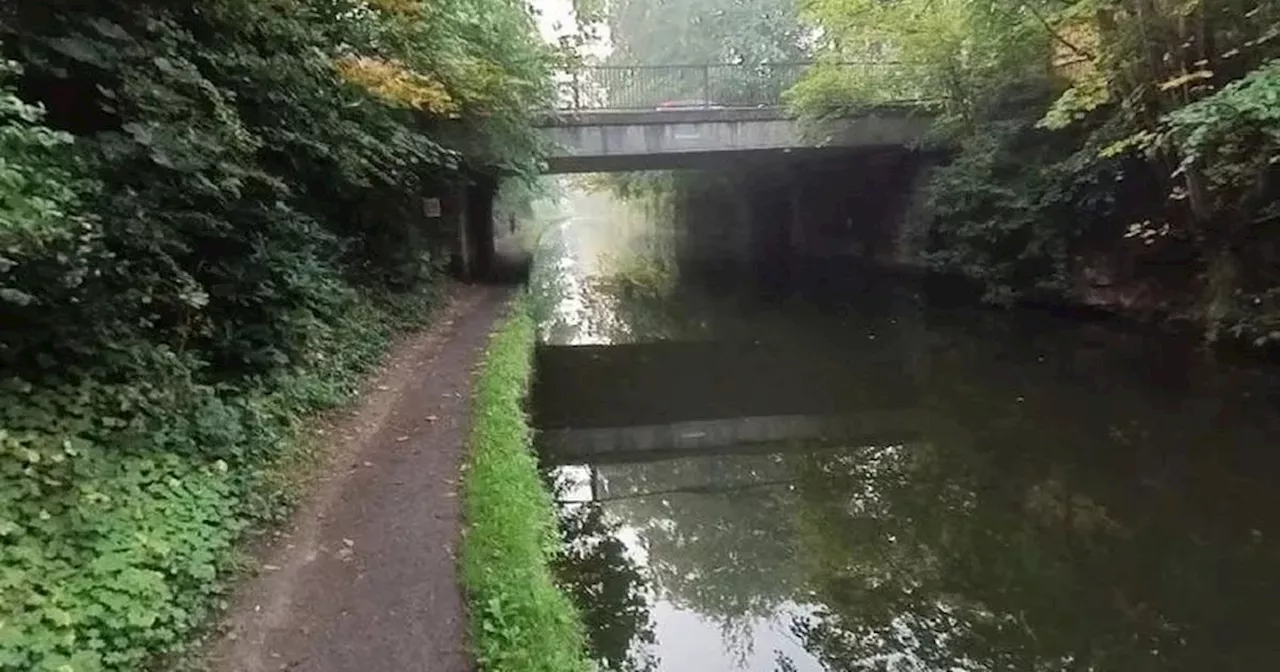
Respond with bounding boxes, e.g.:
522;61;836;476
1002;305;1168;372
553;62;902;111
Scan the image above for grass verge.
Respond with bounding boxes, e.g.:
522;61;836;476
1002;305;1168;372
461;298;593;672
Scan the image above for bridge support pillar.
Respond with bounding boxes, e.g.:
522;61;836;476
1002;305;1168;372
458;175;496;281
449;182;473;280
788;178;806;261
892;154;940;268
745;181;775;287
448;176;498;282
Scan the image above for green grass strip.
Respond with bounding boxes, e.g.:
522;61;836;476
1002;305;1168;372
461;298;594;672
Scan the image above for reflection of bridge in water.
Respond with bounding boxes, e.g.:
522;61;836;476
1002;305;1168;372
532;339;925;465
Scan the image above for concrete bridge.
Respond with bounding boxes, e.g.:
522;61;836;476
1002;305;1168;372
536;63;930;173
446;63;933;279
537;106;931;174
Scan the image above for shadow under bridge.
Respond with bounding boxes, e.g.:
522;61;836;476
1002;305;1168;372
531;339;925;465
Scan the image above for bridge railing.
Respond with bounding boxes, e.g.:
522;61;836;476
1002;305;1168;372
552;62;901;111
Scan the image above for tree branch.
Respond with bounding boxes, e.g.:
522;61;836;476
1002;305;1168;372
1024;2;1096;62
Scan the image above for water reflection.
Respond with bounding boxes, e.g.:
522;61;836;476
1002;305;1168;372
550;436;1280;671
553;497;657;672
549;453;825;672
534;187;1280;672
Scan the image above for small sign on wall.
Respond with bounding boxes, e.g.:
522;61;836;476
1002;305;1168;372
423;197;442;218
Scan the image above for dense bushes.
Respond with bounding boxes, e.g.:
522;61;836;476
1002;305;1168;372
921;118;1128;305
1163;58;1280;342
793;0;1280;342
0;0;550;669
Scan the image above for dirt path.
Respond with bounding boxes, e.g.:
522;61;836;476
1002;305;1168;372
208;284;510;672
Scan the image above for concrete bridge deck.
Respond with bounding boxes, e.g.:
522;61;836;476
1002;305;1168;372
537;106;931;173
537;63;931;173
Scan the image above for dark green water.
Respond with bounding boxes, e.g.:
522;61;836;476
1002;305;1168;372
530;211;1280;672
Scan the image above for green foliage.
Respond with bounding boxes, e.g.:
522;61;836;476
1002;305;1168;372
792;0;1280;337
0;283;433;671
0;57;79;248
0;0;550;668
591;0;809;108
794;0;1050;119
1163;57;1280;343
461;299;594;672
605;0;808;66
1039;67;1111;131
1164;56;1280;231
923;121;1124;304
785;62;936;118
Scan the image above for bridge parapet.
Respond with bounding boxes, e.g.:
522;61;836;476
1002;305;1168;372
550;62;915;112
535;63;935;173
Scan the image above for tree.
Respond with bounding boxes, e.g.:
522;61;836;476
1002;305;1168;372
593;0;812;107
791;0;1280;342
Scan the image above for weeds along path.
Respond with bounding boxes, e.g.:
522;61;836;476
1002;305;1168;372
209;285;509;672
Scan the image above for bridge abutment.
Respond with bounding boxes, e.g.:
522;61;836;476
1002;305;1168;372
449;175;498;281
466;175;497;278
670;149;937;292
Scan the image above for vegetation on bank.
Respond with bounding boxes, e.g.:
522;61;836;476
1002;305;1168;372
791;0;1280;343
460;299;594;672
1;0;552;669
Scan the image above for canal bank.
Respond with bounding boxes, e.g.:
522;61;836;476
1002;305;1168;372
204;178;1280;672
206;286;600;672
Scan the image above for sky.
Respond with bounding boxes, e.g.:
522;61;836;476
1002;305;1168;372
531;0;574;40
530;0;613;58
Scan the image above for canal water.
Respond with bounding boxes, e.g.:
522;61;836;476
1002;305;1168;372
528;187;1280;672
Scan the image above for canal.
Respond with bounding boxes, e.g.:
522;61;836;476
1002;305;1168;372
528;186;1280;672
